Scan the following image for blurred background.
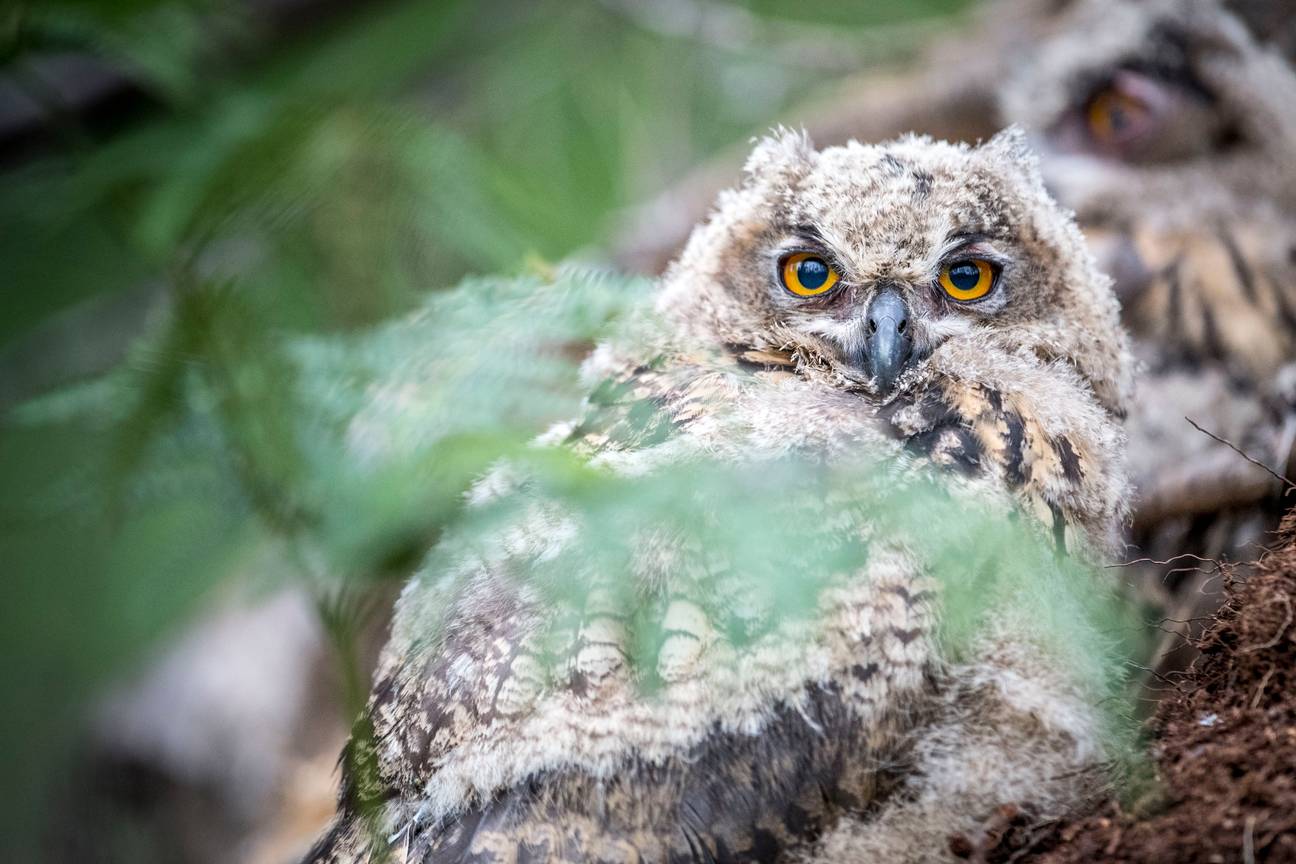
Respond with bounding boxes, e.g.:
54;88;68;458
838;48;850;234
0;1;976;861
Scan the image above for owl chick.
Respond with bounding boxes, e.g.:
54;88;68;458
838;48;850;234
611;1;1295;648
999;0;1296;604
303;129;1133;864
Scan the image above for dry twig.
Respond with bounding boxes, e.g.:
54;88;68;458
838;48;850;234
1185;416;1295;491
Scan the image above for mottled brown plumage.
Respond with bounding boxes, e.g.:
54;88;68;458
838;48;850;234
304;130;1131;863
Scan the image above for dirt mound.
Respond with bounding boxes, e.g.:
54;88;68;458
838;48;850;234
1034;513;1296;863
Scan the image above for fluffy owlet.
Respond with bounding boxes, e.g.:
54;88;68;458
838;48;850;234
617;0;1295;608
999;0;1296;634
304;129;1133;863
619;0;1296;545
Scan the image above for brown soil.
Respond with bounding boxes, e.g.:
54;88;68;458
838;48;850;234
1030;513;1296;863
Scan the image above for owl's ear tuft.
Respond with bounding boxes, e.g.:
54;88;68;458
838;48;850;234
978;125;1046;191
979;125;1036;166
743;126;817;187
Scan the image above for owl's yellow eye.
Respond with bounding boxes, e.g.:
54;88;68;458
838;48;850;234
1086;87;1149;144
781;252;839;297
939;259;995;302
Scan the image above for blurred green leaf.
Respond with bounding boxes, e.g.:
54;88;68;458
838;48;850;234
0;0;995;857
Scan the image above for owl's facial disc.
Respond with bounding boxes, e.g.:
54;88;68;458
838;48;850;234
772;236;1008;398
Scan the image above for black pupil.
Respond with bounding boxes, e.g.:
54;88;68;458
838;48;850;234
949;263;981;291
797;257;829;290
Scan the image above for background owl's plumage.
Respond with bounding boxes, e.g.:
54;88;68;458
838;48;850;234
304;130;1135;863
993;1;1296;688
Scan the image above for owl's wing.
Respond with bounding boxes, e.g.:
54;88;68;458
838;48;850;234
318;533;933;862
882;365;1128;559
305;343;1128;864
558;344;800;456
304;350;944;864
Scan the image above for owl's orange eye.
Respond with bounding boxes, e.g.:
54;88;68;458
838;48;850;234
1086;87;1150;144
781;252;839;297
939;259;995;302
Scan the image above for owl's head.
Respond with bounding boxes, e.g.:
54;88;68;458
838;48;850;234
658;128;1131;416
996;0;1296;381
1000;0;1296;205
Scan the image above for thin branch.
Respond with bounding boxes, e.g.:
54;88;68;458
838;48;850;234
1106;552;1219;569
1185;416;1295;491
1125;659;1187;695
1107;553;1229;591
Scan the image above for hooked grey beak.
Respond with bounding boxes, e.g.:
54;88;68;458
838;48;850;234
860;287;914;396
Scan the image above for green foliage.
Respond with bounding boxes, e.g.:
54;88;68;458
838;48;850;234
0;267;646;845
1;0;1000;855
5;0;238;101
0;0;971;344
0;390;260;855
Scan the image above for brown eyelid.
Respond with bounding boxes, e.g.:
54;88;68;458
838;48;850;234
940;238;1009;268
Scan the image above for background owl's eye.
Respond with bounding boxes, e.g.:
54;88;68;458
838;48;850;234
1048;64;1235;166
781;252;840;297
1087;85;1153;145
939;259;995;301
1068;68;1235;164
